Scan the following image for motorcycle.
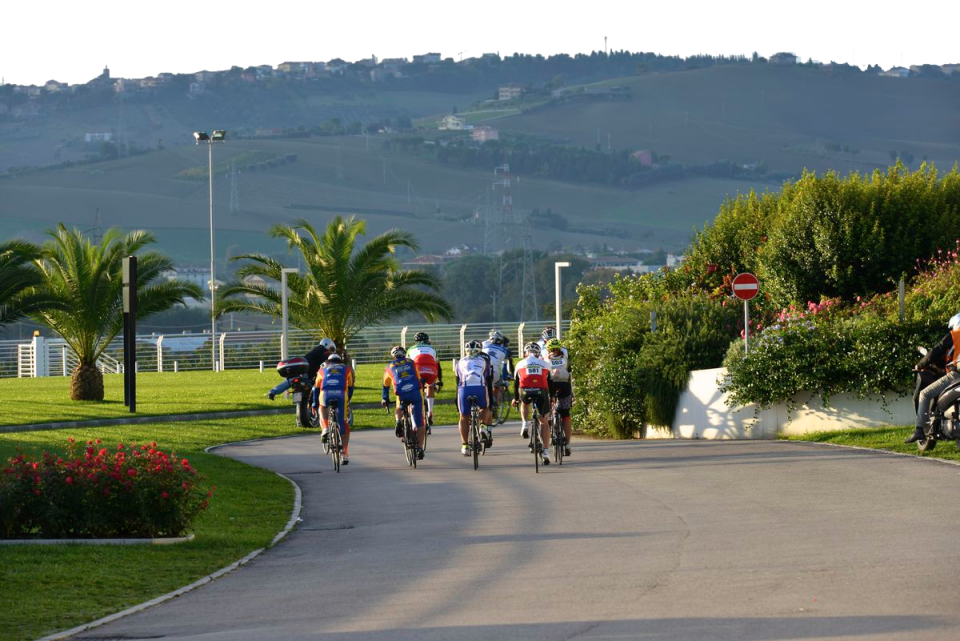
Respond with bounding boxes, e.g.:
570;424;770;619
913;347;960;452
276;357;320;428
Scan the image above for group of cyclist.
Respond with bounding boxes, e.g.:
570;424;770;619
272;327;574;467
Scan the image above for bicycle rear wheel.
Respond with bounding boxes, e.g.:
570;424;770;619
321;407;330;454
405;418;417;468
330;408;341;473
496;387;510;424
552;414;563;465
471;413;480;470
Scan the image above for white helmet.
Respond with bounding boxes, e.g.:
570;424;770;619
949;313;960;332
320;337;336;353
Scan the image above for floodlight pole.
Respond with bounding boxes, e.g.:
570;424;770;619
208;141;216;370
280;268;299;360
555;261;570;340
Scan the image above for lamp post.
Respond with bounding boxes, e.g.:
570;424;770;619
554;261;570;340
194;130;226;370
280;268;298;360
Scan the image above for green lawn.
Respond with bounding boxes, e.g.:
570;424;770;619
0;364;408;427
786;424;960;462
0;400;463;641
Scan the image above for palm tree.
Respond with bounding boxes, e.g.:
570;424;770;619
32;224;203;401
0;239;61;326
217;216;453;350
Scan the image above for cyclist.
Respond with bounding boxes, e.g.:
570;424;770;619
381;345;427;460
513;341;552;466
536;326;557;358
545;338;573;457
406;332;443;430
314;353;355;465
501;335;515;382
455;339;494;456
481;329;510;441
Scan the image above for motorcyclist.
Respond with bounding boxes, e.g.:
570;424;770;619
905;312;960;443
267;337;336;400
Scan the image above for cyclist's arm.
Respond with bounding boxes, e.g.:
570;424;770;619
347;368;354;401
381;368;393;403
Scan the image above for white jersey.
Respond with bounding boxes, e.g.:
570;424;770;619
546;349;571;382
481;340;508;382
456;356;489;387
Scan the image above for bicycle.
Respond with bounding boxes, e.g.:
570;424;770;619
398;399;418;468
524;391;546;473
327;399;344;473
550;396;565;465
468;395;484;470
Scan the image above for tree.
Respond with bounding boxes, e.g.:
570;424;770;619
0;240;60;326
216;216;454;351
32;225;203;401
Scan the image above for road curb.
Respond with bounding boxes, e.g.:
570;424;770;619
790;439;960;468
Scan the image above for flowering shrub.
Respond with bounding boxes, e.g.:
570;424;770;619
721;315;942;411
0;440;213;538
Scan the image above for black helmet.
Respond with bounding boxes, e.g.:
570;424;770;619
390;345;406;359
414;332;430;343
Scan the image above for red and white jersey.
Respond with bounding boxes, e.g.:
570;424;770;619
407;344;438;378
514;356;551;389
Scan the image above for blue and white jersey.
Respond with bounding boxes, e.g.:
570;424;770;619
456;355;489;388
481;340;509;382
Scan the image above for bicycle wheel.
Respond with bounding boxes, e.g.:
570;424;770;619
497;391;510;425
471;411;480;470
552;414;563;465
321;407;330;454
405;417;416;468
330;408;341;473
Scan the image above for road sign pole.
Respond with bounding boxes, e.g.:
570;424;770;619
744;299;749;355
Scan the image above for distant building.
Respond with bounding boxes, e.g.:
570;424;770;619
413;53;442;64
587;256;647;273
356;56;378;68
942;63;960;75
381;58;407;71
139;77;161;89
370;68;392;82
499;84;524;101
880;66;910;78
769;52;798;65
85;132;113;143
255;128;283;138
439;115;467;130
43;80;67;93
188;82;204;95
666;254;684;268
195;70;216;82
472;126;499;142
401;255;448;268
157;73;175;83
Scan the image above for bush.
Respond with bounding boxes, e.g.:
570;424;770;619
569;280;739;438
0;440;212;538
721;314;942;411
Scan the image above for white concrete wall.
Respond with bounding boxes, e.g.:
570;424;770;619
644;367;914;440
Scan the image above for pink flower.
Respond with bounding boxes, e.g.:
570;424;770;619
161;491;169;499
65;477;73;485
127;468;137;477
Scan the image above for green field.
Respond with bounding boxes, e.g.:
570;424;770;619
0;365;455;427
4;64;959;264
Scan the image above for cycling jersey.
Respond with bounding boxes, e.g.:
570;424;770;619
316;362;354;432
514;356;551;390
382;358;423;402
481;340;509;383
456;355;490;388
545;348;571;382
407;343;440;385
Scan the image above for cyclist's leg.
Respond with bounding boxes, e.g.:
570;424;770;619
456;387;471;446
538;394;551;450
408;395;426;448
520;399;532;436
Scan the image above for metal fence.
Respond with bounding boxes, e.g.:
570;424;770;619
1;320;570;378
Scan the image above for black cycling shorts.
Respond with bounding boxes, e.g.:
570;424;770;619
520;388;550;417
550;381;573;418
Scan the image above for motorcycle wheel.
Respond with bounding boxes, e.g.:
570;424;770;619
917;437;937;452
297;395;318;428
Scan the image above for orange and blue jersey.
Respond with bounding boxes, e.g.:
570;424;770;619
315;362;354;432
383;357;425;428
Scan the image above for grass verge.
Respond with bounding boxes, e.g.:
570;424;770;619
785;424;960;463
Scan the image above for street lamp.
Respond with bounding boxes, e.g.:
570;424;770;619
194;130;227;370
280;268;298;360
554;261;570;340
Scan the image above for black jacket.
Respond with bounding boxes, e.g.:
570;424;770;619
918;332;954;372
304;345;330;379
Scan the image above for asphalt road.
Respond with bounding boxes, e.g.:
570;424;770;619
70;424;960;641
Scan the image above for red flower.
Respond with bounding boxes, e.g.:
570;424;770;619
161;491;169;499
66;477;73;485
127;468;137;477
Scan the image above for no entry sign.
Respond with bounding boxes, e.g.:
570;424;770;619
732;272;759;301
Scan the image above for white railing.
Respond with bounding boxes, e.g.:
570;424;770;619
1;320;570;378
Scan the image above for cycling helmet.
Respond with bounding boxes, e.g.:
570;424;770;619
320;337;336;353
949;313;960;332
524;341;541;356
326;353;342;363
465;340;483;357
541;326;557;341
488;329;505;344
545;338;563;352
390;345;406;359
414;331;430;344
